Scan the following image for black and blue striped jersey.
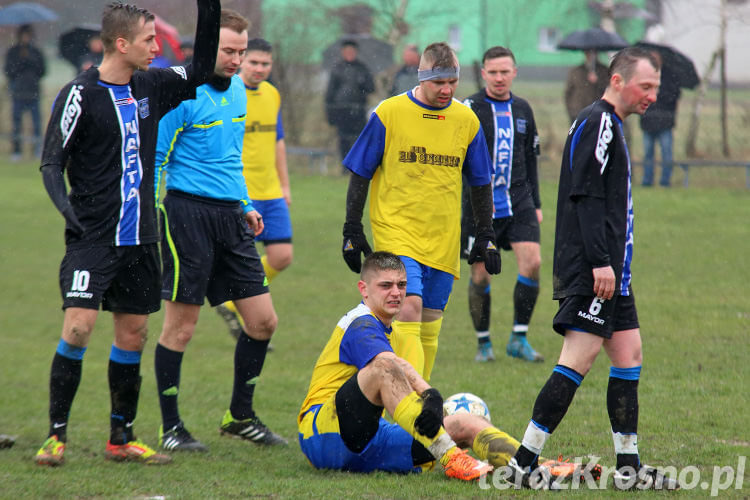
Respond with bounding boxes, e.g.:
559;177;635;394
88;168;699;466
40;0;219;249
553;99;634;299
463;91;541;217
41;67;201;248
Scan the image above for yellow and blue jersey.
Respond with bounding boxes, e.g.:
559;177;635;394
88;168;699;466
155;75;253;213
242;80;285;200
344;90;492;277
298;303;393;426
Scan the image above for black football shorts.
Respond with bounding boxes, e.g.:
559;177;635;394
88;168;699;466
160;191;268;306
462;207;540;256
59;243;161;314
552;292;639;339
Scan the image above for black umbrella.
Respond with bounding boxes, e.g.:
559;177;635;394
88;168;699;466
0;2;58;26
59;24;101;69
322;35;393;74
558;27;629;51
635;41;699;89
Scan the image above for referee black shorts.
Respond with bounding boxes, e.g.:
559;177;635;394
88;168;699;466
552;291;639;339
160;190;268;306
59;243;161;314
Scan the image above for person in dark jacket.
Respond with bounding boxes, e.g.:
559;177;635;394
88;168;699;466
564;50;608;124
640;52;680;187
4;24;46;160
390;43;419;96
325;40;374;172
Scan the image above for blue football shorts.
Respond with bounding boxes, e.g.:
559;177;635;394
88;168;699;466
398;256;455;311
251;197;292;244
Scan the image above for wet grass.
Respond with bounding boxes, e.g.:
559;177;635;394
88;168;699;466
0;160;748;498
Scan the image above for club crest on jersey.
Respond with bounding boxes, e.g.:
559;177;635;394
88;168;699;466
516;118;526;134
170;65;187;80
138;98;150;119
60;85;84;147
595;112;613;171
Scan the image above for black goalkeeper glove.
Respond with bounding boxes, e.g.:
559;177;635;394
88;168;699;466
468;232;501;274
342;222;372;273
414;388;444;438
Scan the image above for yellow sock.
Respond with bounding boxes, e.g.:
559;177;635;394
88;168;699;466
261;255;280;283
393;391;456;462
391;321;424;377
420;317;442;382
223;300;246;328
472;426;521;468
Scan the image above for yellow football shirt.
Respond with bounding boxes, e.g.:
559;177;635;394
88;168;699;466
242;80;283;200
344;92;492;277
298;303;393;425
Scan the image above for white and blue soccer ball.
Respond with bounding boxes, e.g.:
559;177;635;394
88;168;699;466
443;392;491;421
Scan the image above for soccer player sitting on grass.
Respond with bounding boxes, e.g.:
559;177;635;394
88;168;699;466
298;252;595;481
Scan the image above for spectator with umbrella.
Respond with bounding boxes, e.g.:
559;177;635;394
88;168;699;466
635;41;699;187
59;25;103;73
558;27;629;123
4;23;46;161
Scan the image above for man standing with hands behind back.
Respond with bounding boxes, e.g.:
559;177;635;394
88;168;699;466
462;46;544;364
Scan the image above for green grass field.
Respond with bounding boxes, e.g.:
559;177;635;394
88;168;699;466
0;160;748;499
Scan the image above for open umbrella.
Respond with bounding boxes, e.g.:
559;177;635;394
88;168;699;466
59;24;101;69
635;41;699;89
557;27;628;51
0;2;58;26
322;35;393;74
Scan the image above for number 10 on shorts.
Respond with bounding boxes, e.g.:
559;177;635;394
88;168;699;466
71;270;91;292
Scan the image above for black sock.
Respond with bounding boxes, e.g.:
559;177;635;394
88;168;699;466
514;366;583;469
108;355;141;444
513;276;539;326
608;366;641;470
154;343;184;430
230;334;270;420
531;366;583;433
468;280;491;334
49;352;83;442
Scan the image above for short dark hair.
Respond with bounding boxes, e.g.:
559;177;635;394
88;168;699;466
361;252;405;281
341;39;358;49
247;38;272;53
608;46;660;81
220;9;249;34
421;42;457;69
482;46;515;65
101;2;154;54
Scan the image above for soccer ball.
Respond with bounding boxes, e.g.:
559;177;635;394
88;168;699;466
443;392;491;421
